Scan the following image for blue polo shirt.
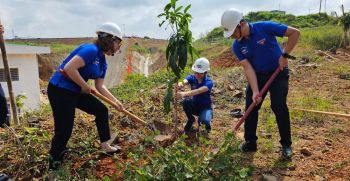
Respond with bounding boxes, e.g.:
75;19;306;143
232;21;288;73
185;74;213;107
49;44;107;93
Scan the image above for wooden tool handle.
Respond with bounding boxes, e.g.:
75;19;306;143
291;108;350;118
59;69;147;125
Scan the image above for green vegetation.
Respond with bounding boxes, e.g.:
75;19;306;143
158;0;198;113
131;42;151;54
299;26;343;50
8;41;76;54
245;12;338;28
124;133;252;180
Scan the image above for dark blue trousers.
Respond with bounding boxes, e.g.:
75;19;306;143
182;99;213;132
244;68;292;147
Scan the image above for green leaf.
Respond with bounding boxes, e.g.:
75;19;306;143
175;6;183;13
184;4;191;13
170;0;176;8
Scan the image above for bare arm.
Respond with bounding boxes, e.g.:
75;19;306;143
278;26;300;70
95;78;122;104
283;26;300;54
63;55;91;93
240;59;261;104
180;86;209;97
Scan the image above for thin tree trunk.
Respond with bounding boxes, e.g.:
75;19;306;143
0;21;19;125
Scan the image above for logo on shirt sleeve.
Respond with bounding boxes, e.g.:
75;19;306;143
240;46;248;54
93;58;100;65
257;38;266;45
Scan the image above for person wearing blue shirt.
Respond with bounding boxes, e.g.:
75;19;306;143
175;57;213;135
221;9;300;159
47;22;124;169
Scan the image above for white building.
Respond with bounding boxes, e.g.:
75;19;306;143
0;44;50;111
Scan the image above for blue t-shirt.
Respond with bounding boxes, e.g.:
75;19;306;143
49;44;107;93
232;21;288;73
185;74;213;107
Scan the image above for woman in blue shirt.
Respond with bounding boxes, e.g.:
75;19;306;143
175;58;213;135
47;22;124;169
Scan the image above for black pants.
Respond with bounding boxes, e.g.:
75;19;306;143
244;68;292;147
47;83;110;162
0;84;9;127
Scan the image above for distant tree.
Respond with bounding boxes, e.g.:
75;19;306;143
339;12;350;46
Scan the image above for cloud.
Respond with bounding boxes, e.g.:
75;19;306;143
0;0;349;39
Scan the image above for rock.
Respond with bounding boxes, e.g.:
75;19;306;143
339;73;350;80
261;174;277;181
120;117;134;128
232;90;243;98
300;148;312;156
228;85;235;91
315;175;325;181
154;135;172;142
153;120;172;134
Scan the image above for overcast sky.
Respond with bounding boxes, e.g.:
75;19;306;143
0;0;349;39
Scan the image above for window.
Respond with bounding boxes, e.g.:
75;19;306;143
0;68;19;82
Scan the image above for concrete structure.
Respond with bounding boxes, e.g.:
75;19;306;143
0;44;50;111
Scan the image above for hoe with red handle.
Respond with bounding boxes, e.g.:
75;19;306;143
58;69;148;126
233;68;281;134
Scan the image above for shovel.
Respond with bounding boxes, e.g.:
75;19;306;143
58;69;150;127
233;68;281;133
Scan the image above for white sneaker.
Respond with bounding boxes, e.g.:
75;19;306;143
101;142;121;153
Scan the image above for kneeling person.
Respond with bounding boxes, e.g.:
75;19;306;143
175;58;213;134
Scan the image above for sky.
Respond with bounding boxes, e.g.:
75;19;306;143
0;0;349;39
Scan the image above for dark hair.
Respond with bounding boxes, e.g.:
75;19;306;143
93;34;114;53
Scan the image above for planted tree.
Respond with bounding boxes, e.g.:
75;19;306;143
158;0;198;129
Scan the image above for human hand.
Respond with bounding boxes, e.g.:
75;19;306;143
114;102;124;111
81;85;91;94
176;92;186;99
279;56;288;71
252;91;262;105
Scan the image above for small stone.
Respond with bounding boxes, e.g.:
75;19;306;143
315;175;325;181
261;174;277;181
154;135;172;142
300;148;312;156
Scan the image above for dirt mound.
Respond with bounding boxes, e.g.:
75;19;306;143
37;53;66;81
211;48;240;68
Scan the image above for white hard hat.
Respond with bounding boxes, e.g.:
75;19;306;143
192;57;210;73
221;9;243;38
96;22;123;40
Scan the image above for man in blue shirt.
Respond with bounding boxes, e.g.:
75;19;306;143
175;58;213;135
221;9;300;159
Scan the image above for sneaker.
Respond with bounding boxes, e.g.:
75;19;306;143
282;146;292;159
101;142;121;153
240;142;257;152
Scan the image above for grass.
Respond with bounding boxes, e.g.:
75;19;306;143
8;41;76;54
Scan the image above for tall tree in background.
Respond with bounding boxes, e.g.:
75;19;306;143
158;0;198;130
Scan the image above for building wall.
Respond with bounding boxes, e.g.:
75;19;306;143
0;54;40;111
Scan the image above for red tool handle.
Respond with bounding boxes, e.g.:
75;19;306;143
233;68;282;133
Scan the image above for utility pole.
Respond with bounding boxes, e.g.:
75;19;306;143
324;0;327;14
319;0;322;14
0;20;19;125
